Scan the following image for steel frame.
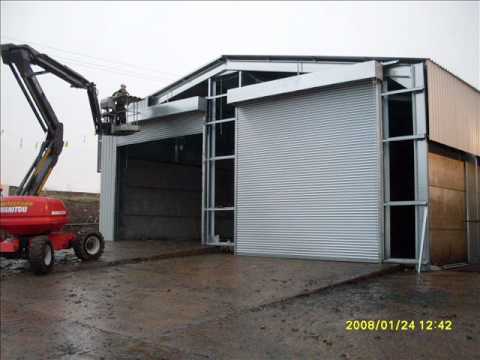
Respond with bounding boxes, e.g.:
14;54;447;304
205;117;236;126
202;71;241;246
382;62;429;264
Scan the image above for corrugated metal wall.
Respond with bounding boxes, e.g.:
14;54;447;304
99;135;117;240
236;80;382;261
427;60;480;156
99;112;204;240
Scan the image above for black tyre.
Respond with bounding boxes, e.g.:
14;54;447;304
73;232;105;261
29;235;54;275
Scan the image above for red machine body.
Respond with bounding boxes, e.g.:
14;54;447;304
0;196;76;253
0;196;69;235
0;194;104;274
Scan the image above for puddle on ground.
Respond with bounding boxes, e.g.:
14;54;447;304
1;250;81;279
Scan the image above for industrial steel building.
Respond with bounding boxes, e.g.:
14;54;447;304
99;55;480;268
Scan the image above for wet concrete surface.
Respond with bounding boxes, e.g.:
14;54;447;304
2;255;478;359
0;240;211;279
1;254;395;359
452;263;480;273
159;269;479;360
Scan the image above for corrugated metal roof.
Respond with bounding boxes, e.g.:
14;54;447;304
148;54;478;103
148;55;426;99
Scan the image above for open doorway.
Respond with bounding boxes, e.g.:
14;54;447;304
115;134;203;242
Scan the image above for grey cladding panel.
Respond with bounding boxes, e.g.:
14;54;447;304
99;135;116;240
236;80;382;261
132;97;206;122
117;112;203;147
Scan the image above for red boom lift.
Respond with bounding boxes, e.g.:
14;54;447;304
0;44;137;274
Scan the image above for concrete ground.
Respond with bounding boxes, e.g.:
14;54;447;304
168;269;478;360
1;253;478;359
0;240;211;279
1;253;394;359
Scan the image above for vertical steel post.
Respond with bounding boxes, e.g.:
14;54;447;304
417;206;428;273
201;122;207;245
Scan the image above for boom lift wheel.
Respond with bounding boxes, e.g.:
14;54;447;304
29;235;54;275
73;232;105;261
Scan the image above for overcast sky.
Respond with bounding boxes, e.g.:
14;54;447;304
1;1;479;193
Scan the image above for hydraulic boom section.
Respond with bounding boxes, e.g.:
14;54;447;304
0;43;138;196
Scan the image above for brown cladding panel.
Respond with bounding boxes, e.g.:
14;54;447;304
428;153;465;191
429;187;465;230
430;230;467;265
429;151;467;265
465;159;480;263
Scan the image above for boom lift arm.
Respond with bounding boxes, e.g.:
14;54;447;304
1;43;134;196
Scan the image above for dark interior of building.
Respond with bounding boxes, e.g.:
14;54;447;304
115;134;203;241
207;120;235;243
114;124;235;242
386;91;416;259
